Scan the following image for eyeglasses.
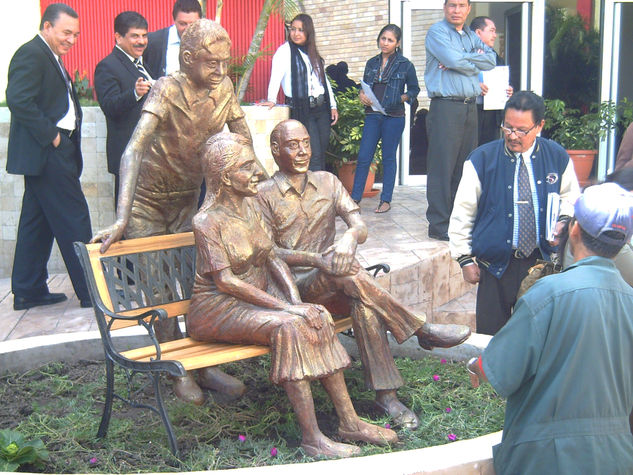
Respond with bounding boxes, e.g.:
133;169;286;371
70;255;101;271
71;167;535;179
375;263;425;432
500;123;537;138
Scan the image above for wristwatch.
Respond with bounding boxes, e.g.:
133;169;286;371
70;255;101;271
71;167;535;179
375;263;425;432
467;356;478;375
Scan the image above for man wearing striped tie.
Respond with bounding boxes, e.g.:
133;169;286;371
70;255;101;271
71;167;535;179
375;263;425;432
448;91;580;335
95;11;153;205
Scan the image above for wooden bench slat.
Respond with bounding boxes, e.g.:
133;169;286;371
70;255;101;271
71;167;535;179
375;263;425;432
120;317;353;370
177;347;272;370
85;232;194;258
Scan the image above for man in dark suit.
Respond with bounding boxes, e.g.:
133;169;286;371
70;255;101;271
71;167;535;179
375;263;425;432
6;3;92;310
470;16;513;146
95;11;153;204
143;0;202;79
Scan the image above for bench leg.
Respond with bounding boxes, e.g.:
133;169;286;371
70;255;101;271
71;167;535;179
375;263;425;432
97;358;115;439
152;373;179;456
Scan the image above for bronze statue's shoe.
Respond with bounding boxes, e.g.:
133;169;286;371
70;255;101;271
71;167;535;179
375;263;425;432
375;398;419;430
302;438;361;458
172;374;204;406
339;420;398;446
198;367;246;399
416;323;471;351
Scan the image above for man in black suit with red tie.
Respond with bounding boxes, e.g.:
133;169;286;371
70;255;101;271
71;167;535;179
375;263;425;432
95;11;153;204
6;3;92;310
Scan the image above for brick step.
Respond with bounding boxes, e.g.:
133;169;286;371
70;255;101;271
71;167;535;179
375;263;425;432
432;287;477;331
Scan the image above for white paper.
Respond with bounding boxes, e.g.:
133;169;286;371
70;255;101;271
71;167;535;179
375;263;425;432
360;80;387;115
546;192;561;241
482;66;510;110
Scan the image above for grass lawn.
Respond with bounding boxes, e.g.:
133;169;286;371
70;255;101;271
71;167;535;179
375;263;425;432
0;355;505;473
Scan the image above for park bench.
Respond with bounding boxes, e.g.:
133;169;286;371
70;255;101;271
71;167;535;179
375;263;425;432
74;232;388;455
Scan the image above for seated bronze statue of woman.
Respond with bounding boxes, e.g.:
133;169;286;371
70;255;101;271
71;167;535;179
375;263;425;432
187;132;397;457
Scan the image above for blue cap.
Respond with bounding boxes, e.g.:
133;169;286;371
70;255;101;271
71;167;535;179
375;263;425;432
574;182;633;247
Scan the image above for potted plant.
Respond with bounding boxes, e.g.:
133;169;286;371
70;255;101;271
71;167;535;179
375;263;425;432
326;88;381;196
543;99;630;185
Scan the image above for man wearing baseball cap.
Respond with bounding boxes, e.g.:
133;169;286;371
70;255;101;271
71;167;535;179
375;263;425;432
467;182;633;474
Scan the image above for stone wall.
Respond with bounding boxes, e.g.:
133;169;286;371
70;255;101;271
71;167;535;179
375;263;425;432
0;105;288;278
302;1;389;84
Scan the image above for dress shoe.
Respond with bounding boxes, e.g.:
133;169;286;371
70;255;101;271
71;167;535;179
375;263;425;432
80;300;92;308
172;374;205;406
428;231;449;241
375;393;419;430
198;367;246;399
13;292;67;311
416;323;471;350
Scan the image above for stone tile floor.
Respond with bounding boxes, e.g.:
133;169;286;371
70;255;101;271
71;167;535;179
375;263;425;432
0;186;476;343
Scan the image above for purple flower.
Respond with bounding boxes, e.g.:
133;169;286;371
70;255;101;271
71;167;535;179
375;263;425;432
448;433;457;441
445;407;452;413
89;457;98;465
270;447;278;457
433;374;440;381
384;423;391;429
238;434;246;442
441;359;447;364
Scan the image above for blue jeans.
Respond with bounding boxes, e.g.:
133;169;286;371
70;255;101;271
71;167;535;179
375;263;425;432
351;113;405;203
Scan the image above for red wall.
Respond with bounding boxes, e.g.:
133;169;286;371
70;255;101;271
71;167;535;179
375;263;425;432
40;0;286;102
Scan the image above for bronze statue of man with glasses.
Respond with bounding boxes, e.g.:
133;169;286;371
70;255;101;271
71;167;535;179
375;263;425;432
447;91;580;335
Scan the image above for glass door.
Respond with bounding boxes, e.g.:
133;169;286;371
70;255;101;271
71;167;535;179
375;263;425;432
599;0;633;176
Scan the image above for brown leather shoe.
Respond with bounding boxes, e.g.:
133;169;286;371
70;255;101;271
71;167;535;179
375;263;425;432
172;373;204;406
416;323;471;350
198;367;246;399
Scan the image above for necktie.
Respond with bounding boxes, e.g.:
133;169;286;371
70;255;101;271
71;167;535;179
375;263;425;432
516;154;537;256
58;57;79;130
134;58;150;81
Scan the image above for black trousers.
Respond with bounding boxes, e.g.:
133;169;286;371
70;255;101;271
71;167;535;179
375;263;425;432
477;104;502;146
301;102;331;172
12;133;92;301
426;98;478;236
475;249;540;335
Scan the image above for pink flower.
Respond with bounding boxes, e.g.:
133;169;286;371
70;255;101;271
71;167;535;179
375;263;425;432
89;457;98;465
384;423;391;429
238;434;246;442
448;433;457;441
433;374;440;381
270;447;278;457
445;407;452;413
441;359;447;364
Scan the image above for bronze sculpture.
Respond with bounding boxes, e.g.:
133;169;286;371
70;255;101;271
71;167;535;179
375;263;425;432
188;132;397;457
256;119;472;429
91;19;261;404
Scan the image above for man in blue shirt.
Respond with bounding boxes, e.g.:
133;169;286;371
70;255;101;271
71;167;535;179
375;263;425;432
468;183;633;474
424;0;496;241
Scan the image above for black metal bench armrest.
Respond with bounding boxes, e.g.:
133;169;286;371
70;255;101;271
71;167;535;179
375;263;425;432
365;263;390;277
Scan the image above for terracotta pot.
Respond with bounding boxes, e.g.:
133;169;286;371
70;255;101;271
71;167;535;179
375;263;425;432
567;149;597;187
337;162;379;197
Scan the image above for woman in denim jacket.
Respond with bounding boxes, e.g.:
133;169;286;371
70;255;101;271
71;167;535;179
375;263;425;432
351;24;419;213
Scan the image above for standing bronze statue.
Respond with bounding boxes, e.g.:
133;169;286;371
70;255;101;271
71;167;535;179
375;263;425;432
91;19;262;404
188;132;397;457
256;119;471;429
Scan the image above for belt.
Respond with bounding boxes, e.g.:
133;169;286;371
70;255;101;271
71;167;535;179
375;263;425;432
58;127;75;138
435;96;477;104
309;94;325;108
512;248;537;259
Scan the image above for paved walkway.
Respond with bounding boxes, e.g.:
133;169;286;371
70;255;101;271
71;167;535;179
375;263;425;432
1;186;476;343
